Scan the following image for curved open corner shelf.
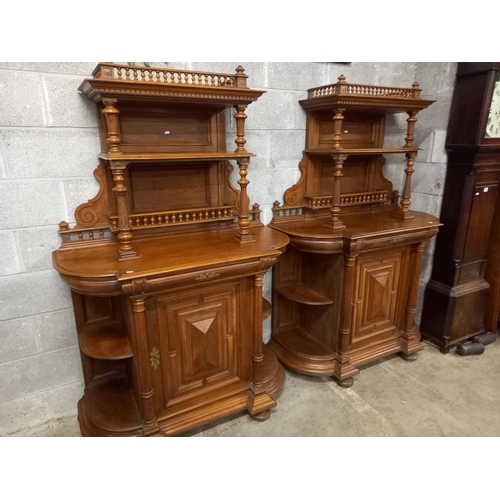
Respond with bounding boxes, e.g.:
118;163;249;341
79;321;133;360
263;298;272;321
276;283;333;306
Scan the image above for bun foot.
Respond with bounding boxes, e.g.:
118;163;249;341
400;352;418;362
335;377;354;388
250;410;270;422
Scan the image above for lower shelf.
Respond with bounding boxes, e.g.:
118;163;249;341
78;344;285;437
273;326;335;361
269;326;335;377
276;283;332;306
79;376;142;436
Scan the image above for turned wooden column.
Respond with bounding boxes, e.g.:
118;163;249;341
248;271;275;421
234;105;248;153
325;153;347;229
333;253;360;387
332;108;345;150
233;101;254;243
102;99;121;154
404;111;418;148
111;161;139;261
395;151;417;219
252;273;265;392
400;242;426;360
324;107;347;229
235;157;255;243
132;297;159;435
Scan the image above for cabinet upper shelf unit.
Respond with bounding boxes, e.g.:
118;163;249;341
272;75;435;228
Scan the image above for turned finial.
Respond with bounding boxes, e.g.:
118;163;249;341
252;203;260;210
411;82;421;98
235;65;248;88
273;201;280;208
58;221;69;231
337;75;348;95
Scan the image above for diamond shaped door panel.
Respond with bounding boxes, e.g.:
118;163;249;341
146;281;251;413
351;249;408;347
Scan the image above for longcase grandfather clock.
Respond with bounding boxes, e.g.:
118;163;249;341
421;62;500;352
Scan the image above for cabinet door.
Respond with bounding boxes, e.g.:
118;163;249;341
145;279;252;416
350;248;409;350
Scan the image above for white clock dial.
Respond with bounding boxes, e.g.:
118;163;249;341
485;80;500;138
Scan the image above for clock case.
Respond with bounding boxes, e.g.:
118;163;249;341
420;62;500;352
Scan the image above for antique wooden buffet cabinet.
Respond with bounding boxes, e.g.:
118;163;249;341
269;76;441;387
53;63;289;437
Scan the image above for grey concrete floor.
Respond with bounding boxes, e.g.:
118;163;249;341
15;339;500;437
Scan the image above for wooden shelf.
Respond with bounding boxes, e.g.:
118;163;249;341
79;321;133;360
276;283;333;306
99;152;255;162
263;298;272;321
273;326;334;361
304;147;420;156
85;376;141;433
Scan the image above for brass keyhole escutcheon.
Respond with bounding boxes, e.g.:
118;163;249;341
195;272;220;281
150;347;160;370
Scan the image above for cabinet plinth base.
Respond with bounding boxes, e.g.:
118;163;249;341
269;327;422;387
260;343;286;399
77;344;284;437
400;352;419;362
335;377;354;388
250;410;270;421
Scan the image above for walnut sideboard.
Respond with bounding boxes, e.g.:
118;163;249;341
53;63;289;437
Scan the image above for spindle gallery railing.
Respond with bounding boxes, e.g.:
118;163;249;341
58;222;112;245
272;201;304;219
304;196;333;209
341;191;390;205
94;63;246;88
119;206;237;229
302;191;391;210
58;203;259;245
308;75;421;100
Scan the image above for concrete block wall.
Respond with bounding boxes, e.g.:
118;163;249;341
0;62;455;435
